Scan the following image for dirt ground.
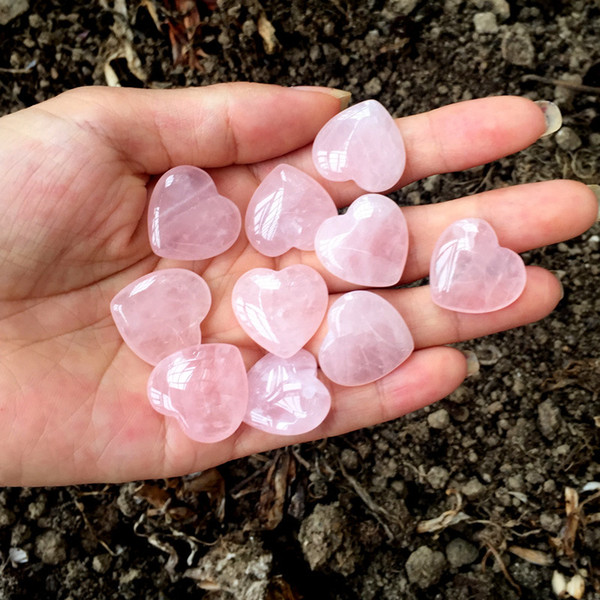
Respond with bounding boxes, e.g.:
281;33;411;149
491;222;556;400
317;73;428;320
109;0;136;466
1;0;599;598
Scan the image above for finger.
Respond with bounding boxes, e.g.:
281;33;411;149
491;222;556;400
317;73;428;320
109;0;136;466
42;83;344;173
276;179;597;293
301;266;560;356
250;95;548;206
224;346;467;464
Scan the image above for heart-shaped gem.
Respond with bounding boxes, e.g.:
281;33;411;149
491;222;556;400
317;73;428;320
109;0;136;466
148;165;241;260
111;268;211;365
318;291;414;386
245;164;338;257
245;350;331;435
314;194;409;287
430;218;526;313
147;344;248;443
312;99;406;193
232;265;328;358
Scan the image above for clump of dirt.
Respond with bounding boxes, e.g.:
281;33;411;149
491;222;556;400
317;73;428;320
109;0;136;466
1;1;599;599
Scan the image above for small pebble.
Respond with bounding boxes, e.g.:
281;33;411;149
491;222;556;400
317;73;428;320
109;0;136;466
473;12;498;34
427;408;450;430
405;545;447;589
446;538;479;568
555;127;582;151
426;466;450;489
501;25;535;66
462;478;486;500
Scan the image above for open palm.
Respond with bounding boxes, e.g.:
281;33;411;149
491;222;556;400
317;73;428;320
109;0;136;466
0;83;595;486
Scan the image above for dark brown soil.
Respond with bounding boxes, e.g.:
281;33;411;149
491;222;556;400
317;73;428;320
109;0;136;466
0;1;599;599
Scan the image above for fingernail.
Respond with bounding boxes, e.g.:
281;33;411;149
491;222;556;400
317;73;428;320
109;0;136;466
291;86;352;110
460;350;480;378
535;100;562;137
588;184;600;221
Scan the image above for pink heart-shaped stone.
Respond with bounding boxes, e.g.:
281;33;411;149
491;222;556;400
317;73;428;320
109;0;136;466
245;164;338;257
314;194;409;287
318;291;414;386
232;265;328;358
430;218;527;313
312;99;406;192
147;344;248;443
148;165;241;260
110;268;211;365
245;350;331;435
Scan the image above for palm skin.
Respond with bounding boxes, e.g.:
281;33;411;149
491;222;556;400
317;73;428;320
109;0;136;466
0;83;595;486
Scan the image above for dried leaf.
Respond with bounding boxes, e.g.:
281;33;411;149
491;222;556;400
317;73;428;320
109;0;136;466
563;487;580;557
139;0;163;31
136;484;171;510
258;13;278;54
417;510;471;534
258;451;295;530
552;570;567;597
582;481;600;493
147;534;179;578
267;576;301;600
566;573;585;599
508;545;553;566
178;469;226;521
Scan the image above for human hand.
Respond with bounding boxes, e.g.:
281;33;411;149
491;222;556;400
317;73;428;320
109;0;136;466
0;83;595;486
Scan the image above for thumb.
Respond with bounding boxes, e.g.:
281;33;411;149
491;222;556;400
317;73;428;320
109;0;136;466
43;83;350;173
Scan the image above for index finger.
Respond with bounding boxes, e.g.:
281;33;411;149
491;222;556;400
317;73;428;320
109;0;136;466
251;95;548;207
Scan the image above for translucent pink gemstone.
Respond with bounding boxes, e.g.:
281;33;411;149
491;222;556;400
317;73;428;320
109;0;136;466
245;164;338;257
314;194;409;287
147;344;248;443
312;99;406;193
148;165;241;260
318;291;414;387
232;265;328;358
430;218;527;313
245;350;331;435
110;268;211;365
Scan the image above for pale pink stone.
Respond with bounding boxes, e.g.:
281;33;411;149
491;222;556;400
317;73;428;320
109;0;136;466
318;291;414;387
147;344;248;443
245;350;331;435
232;265;328;358
148;165;241;260
430;218;527;313
245;164;338;257
314;194;409;287
110;268;211;365
312;99;406;193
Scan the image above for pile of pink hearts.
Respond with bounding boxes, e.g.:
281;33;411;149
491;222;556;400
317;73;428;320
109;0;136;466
111;100;527;444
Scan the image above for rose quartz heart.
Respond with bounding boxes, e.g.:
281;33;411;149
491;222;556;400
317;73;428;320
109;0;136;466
312;99;406;192
245;164;338;257
245;350;331;435
232;265;328;358
430;218;527;313
318;291;414;387
148;165;241;260
314;194;409;287
147;344;248;443
110;268;211;365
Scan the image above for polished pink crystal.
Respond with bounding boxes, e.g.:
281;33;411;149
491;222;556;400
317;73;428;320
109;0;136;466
314;194;409;287
148;165;241;260
245;350;331;435
312;99;406;193
231;265;328;358
110;268;211;365
318;291;414;387
245;164;338;257
430;218;527;313
147;344;248;443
